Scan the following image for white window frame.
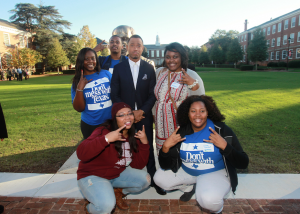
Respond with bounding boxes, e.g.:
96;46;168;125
298;32;300;42
161;51;164;58
267;27;270;35
263;28;266;35
277;37;281;46
266;52;269;61
156;50;160;57
278;23;281;32
244;34;247;41
19;36;25;47
283;35;287;45
284;19;289;30
290;33;294;43
276;51;280;60
151;50;154;57
272;25;276;34
271;38;275;47
282;50;287;59
296;48;300;58
266;39;270;47
288;49;293;59
291;17;296;28
270;52;274;60
3;33;10;46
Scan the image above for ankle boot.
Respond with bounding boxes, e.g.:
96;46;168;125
114;188;129;210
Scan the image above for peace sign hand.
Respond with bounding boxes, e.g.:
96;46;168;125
93;40;107;52
77;70;92;91
203;127;227;150
105;125;127;144
134;125;148;144
162;127;186;153
177;69;194;85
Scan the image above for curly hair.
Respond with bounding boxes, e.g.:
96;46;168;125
177;95;225;127
162;42;188;71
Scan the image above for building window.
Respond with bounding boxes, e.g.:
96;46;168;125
148;50;151;56
289;49;293;59
296;48;300;58
271;38;275;47
151;50;154;57
266;52;269;61
276;51;280;60
298;32;300;42
243;55;246;62
270;52;274;60
272;25;276;34
277;37;281;46
284;19;289;30
4;33;10;46
282;50;287;59
244;34;247;41
267;27;270;35
291;17;296;28
251;33;253;40
241;35;243;42
283;35;287;45
156;50;159;57
263;28;266;35
290;33;294;43
19;36;24;47
278;23;281;32
161;51;164;58
266;40;270;47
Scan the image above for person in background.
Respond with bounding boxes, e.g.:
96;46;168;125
7;67;12;81
71;48;112;139
154;95;249;212
17;67;22;81
77;102;150;213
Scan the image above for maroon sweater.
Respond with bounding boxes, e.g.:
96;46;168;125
76;126;150;180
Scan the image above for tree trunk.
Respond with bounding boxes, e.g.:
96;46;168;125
57;67;59;74
255;62;257;71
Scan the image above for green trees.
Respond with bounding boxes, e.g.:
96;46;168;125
142;47;148;57
47;38;70;73
209;45;223;66
77;25;97;48
247;29;268;70
198;45;210;65
227;38;243;67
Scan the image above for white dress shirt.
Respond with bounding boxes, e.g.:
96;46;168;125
128;58;141;110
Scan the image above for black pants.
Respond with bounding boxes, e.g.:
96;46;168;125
8;76;11;81
18;74;22;81
80;120;101;139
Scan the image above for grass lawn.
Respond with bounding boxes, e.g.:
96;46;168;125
0;70;299;173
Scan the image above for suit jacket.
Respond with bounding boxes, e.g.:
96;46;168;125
111;59;156;118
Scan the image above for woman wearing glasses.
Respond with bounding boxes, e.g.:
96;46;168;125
77;102;151;213
72;48;113;139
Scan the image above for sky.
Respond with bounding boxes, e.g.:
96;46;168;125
1;0;300;47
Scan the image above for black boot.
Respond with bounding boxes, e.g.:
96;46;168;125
180;184;196;202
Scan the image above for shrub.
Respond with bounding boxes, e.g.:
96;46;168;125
267;62;278;67
278;62;287;67
237;63;247;69
288;60;300;68
240;65;254;71
62;70;75;74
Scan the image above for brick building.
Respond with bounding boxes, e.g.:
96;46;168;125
144;35;167;66
0;19;32;69
238;8;300;66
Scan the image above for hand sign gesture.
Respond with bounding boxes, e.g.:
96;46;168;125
162;127;186;153
134;125;148;144
105;125;127;143
77;70;92;91
178;69;195;85
203;127;227;150
93;40;107;52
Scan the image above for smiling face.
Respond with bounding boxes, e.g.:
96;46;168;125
109;36;122;54
116;108;134;130
165;50;182;72
83;51;96;74
127;38;143;62
188;101;208;132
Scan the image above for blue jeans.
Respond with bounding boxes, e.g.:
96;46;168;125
78;167;150;214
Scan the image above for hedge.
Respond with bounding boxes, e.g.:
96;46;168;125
62;70;75;74
288;60;300;68
202;64;235;68
240;65;254;71
267;62;278;67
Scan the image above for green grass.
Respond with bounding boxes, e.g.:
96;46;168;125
0;71;300;173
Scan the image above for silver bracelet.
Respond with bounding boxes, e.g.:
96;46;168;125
187;79;198;89
77;89;83;92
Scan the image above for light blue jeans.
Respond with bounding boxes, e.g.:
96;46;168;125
78;167;150;214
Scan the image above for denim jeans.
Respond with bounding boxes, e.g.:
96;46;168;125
78;167;150;214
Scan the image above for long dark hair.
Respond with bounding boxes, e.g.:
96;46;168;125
72;48;101;90
162;42;188;71
101;118;138;158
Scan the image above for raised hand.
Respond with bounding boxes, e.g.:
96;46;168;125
77;70;92;91
203;127;227;150
162;127;186;153
105;125;126;143
93;40;107;52
177;69;195;85
134;125;148;144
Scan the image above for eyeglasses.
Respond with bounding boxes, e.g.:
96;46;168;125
116;112;134;118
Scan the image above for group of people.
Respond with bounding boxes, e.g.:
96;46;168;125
72;34;249;214
0;67;29;81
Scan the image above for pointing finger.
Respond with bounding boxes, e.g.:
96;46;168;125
174;126;180;134
117;125;126;132
209;127;217;134
80;70;83;78
87;79;93;83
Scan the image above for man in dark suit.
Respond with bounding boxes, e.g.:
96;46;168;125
111;35;165;195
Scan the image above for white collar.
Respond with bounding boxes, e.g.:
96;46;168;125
128;58;141;67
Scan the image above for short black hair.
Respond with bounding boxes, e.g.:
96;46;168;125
109;35;122;42
128;34;143;44
163;42;188;71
